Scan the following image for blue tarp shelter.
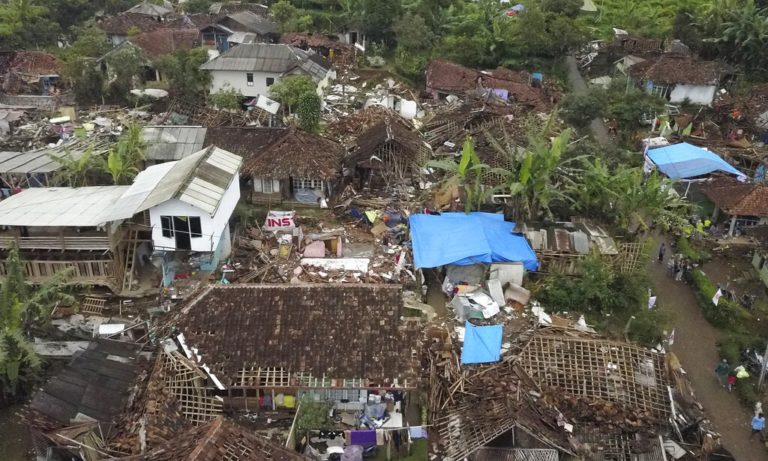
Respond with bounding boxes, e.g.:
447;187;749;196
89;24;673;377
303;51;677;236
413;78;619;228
409;212;538;270
647;143;745;180
461;321;503;364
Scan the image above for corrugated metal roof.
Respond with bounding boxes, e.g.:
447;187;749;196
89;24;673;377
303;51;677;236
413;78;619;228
141;125;207;161
0;140;110;175
0;186;129;226
105;145;242;221
200;43;329;81
227;31;257;44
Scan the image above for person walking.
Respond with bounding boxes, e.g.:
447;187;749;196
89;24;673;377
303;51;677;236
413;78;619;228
751;413;765;438
715;359;730;387
658;243;666;263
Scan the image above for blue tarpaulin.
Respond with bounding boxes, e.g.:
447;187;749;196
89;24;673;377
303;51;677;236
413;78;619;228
647;143;746;180
461;321;503;364
410;212;538;270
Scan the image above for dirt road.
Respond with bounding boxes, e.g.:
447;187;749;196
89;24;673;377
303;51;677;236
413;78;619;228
649;238;768;460
564;56;613;147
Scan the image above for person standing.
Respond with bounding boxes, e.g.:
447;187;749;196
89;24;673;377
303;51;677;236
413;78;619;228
715;359;730;387
658;243;666;263
751;413;765;438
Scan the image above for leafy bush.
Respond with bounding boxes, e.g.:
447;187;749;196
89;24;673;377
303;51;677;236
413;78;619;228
689;269;752;329
627;306;674;346
297;92;322;133
561;91;605;128
675;236;711;263
210;85;243;110
735;379;760;407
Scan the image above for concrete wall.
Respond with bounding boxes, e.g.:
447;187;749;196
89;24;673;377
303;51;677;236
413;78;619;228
670;84;716;106
208;69;282;98
148;174;240;252
0;93;75;109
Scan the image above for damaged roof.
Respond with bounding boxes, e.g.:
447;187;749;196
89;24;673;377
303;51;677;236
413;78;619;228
347;117;426;166
701;178;768;217
200;44;329;81
130;28;200;58
125;1;172;17
106;145;242;220
203;126;287;159
142;125;207;161
144;417;304;461
5;51;63;76
97;12;167;35
176;284;420;386
219;10;277;35
628;53;729;85
241;127;343;180
425;59;554;111
27;340;142;428
280;32;353;51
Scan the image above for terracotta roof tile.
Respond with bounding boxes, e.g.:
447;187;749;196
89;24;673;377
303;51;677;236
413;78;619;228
241;127;343;180
425;60;554;111
628;54;729;85
176;284;420;387
130;28;200;58
701;178;768;216
146;417;304;461
97;13;167;35
203;127;287;159
7;51;62;76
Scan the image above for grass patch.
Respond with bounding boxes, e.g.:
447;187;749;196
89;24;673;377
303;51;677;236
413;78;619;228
675;236;711;263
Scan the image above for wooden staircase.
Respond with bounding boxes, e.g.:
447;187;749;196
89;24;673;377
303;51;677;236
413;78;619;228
121;229;140;293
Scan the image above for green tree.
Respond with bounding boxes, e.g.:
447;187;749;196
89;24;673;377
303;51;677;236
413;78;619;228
0;0;59;49
716;1;768;73
393;12;433;51
63;24;112;59
101;123;146;184
104;45;145;103
361;0;401;44
501;123;577;221
63;57;105;106
0;244;73;403
427;137;505;212
269;75;316;114
560;91;606;129
541;0;582;17
210;85;243;110
297;92;322;132
156;48;212;99
49;146;100;187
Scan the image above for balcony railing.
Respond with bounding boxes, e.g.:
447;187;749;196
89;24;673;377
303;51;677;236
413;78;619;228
0;235;111;251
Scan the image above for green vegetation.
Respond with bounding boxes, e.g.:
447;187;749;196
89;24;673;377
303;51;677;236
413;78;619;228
0;244;73;405
270;75;317;115
297;92;322;132
689;268;752;330
156;48;212;99
674;236;711;263
102;123;147;185
210;85;244;110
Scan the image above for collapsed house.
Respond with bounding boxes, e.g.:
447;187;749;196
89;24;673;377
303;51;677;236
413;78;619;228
425;59;557;112
240;127;343;205
628;54;731;106
344;117;429;192
91;284;421;458
426;322;722;461
0;51;66;106
518;221;646;274
97;12;169;46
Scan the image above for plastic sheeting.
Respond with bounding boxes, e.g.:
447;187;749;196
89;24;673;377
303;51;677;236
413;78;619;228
461;321;503;364
410;212;538;270
647;143;745;180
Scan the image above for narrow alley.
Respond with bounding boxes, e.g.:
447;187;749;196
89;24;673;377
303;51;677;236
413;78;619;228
649;238;767;460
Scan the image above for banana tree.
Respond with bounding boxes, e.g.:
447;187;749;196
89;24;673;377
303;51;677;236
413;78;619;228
427;137;506;212
49;146;98;187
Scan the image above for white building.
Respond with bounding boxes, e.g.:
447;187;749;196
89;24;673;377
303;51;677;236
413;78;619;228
200;43;332;98
108;146;242;255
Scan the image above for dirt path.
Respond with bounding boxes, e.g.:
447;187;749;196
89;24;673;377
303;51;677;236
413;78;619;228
564;56;613;147
648;237;767;460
